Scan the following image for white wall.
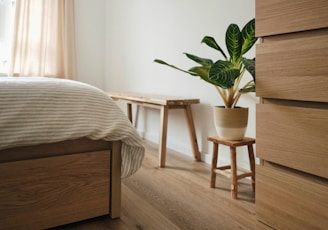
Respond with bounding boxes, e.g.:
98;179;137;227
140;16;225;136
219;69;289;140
75;0;106;89
78;0;257;168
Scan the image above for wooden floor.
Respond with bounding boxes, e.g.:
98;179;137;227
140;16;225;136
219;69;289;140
52;140;256;230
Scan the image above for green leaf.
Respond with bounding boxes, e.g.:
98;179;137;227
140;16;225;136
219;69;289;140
209;60;240;89
188;66;213;83
239;84;255;93
226;24;242;64
242;58;255;81
154;18;257;106
153;59;168;65
153;59;198;76
241;19;257;55
201;36;227;59
184;53;213;68
189;66;222;86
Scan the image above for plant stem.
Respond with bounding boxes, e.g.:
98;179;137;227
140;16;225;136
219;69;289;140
232;80;255;108
215;86;228;108
240;80;254;91
233;68;246;92
231;93;241;108
227;87;235;108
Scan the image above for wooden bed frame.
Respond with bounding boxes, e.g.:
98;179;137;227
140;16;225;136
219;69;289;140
0;138;122;230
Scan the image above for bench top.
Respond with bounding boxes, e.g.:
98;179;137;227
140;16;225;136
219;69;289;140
108;91;200;106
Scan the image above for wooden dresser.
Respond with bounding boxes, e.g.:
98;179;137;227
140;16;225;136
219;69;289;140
255;1;328;229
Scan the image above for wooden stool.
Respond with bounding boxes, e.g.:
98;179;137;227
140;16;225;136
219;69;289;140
208;136;256;199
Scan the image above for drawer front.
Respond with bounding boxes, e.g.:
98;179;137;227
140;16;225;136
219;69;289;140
0;151;110;229
256;32;328;102
256;164;328;230
256;0;328;36
256;103;328;178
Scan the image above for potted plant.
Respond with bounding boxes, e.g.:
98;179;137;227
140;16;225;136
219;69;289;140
154;18;257;140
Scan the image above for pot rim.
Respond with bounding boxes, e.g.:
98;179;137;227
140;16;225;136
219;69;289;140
214;106;248;109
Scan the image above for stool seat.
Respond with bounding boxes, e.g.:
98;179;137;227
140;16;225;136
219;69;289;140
208;136;256;199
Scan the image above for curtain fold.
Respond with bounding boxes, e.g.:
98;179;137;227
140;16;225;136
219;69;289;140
9;0;77;79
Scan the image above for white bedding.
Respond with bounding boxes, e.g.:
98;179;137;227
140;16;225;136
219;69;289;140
0;76;145;178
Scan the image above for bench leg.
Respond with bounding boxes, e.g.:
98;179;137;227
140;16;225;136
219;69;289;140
159;106;168;167
184;105;201;161
127;103;133;123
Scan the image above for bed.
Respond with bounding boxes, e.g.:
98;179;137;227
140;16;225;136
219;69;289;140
0;77;145;230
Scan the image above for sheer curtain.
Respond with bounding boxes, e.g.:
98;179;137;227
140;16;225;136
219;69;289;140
9;0;77;79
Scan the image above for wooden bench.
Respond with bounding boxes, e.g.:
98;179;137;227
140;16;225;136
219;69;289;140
108;92;201;167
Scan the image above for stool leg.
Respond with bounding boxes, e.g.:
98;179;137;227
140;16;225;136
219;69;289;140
248;144;256;192
230;147;238;199
210;143;219;188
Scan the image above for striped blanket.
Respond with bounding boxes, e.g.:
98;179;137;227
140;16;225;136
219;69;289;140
0;76;145;178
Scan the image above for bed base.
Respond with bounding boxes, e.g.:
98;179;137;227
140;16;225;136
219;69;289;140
0;138;121;230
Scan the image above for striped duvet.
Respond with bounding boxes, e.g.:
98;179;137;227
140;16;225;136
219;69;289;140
0;76;145;178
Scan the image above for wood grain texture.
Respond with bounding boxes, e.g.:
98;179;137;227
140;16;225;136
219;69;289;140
0;138;111;163
256;103;328;178
256;1;328;228
50;140;256;230
256;0;328;36
256;30;328;102
108;91;200;106
256;164;328;229
0;151;111;230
